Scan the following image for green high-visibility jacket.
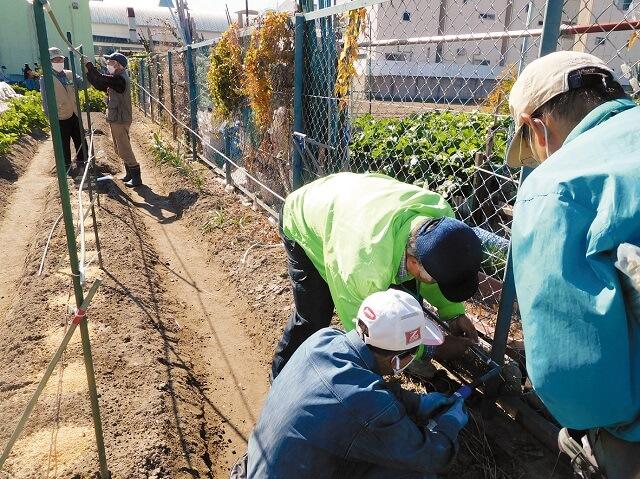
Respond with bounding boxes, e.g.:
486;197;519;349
282;172;466;329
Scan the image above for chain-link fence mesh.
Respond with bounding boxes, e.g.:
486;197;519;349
127;0;640;371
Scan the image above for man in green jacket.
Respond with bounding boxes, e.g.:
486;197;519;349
272;172;482;379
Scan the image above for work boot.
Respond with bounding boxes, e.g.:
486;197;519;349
124;165;142;188
121;165;132;182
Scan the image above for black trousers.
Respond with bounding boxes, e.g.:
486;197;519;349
59;114;86;167
271;227;335;380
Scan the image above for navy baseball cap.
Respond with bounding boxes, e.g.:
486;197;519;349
104;52;128;68
415;217;482;303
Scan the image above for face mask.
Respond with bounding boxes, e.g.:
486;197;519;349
391;352;417;377
52;63;64;73
528;118;551;164
107;65;116;74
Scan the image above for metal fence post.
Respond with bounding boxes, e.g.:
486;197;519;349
539;0;564;57
224;127;233;186
484;0;565;413
186;45;198;162
167;51;177;140
156;55;163;123
292;13;305;190
67;36;103;268
65;32;88;167
32;2;109;477
147;55;154;121
140;58;147;116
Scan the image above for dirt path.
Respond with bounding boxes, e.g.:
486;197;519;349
0;139;54;319
94;121;272;477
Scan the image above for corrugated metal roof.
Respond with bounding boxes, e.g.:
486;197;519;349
89;2;228;32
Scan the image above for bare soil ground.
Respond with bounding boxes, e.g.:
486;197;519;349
0;111;569;478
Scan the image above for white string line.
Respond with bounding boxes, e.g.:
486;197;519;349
38;213;64;276
133;80;286;203
77;130;96;285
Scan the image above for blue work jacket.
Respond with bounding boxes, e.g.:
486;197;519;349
247;328;459;478
512;99;640;441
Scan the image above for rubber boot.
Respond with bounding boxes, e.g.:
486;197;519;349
124;165;142;188
121;165;132;182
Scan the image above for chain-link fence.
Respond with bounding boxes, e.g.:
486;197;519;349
127;0;640;378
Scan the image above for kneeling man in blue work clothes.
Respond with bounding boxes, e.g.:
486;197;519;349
507;51;640;478
231;289;468;478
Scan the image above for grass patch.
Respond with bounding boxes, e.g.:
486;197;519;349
150;132;205;190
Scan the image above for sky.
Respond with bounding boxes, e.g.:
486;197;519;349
101;0;280;14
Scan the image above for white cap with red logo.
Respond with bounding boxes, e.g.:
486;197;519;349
355;289;444;351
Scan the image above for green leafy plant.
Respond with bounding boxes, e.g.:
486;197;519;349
9;84;28;95
243;11;294;130
481;242;508;278
207;23;244;120
349;111;512;200
80;87;106;112
201;208;250;234
0;91;49;154
150;132;205;190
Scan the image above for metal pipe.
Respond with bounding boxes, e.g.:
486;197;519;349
292;13;305;190
167;51;177;140
32;3;109;477
358;20;640;48
78;45;103;269
539;0;565;56
0;279;102;471
66;32;88;171
185;45;198;163
147;56;155;121
518;0;535;75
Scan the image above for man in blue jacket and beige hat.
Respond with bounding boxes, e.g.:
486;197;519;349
507;50;640;478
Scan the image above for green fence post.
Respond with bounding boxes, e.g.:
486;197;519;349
539;0;564;57
167;51;177;140
32;3;109;478
292;13;305;190
66;36;103;268
140;58;147;116
147;55;154;121
484;0;566;415
186;45;198;162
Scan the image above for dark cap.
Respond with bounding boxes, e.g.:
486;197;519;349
104;52;128;68
415;217;482;303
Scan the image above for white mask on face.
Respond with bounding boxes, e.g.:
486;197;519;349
107;65;116;74
52;63;64;73
391;353;417;377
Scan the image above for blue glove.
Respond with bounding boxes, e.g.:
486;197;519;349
416;392;455;423
434;397;469;441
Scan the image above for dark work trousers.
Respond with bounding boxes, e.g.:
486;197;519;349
589;428;640;479
271;225;335;381
59;114;86;169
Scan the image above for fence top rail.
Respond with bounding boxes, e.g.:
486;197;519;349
358;20;640;48
173;25;256;53
303;0;389;21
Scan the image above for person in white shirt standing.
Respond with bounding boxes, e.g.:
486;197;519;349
39;47;86;177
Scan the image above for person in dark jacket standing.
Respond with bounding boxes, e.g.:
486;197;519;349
86;52;141;187
39;48;86;176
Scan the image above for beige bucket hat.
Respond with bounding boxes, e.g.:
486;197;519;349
506;50;613;167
